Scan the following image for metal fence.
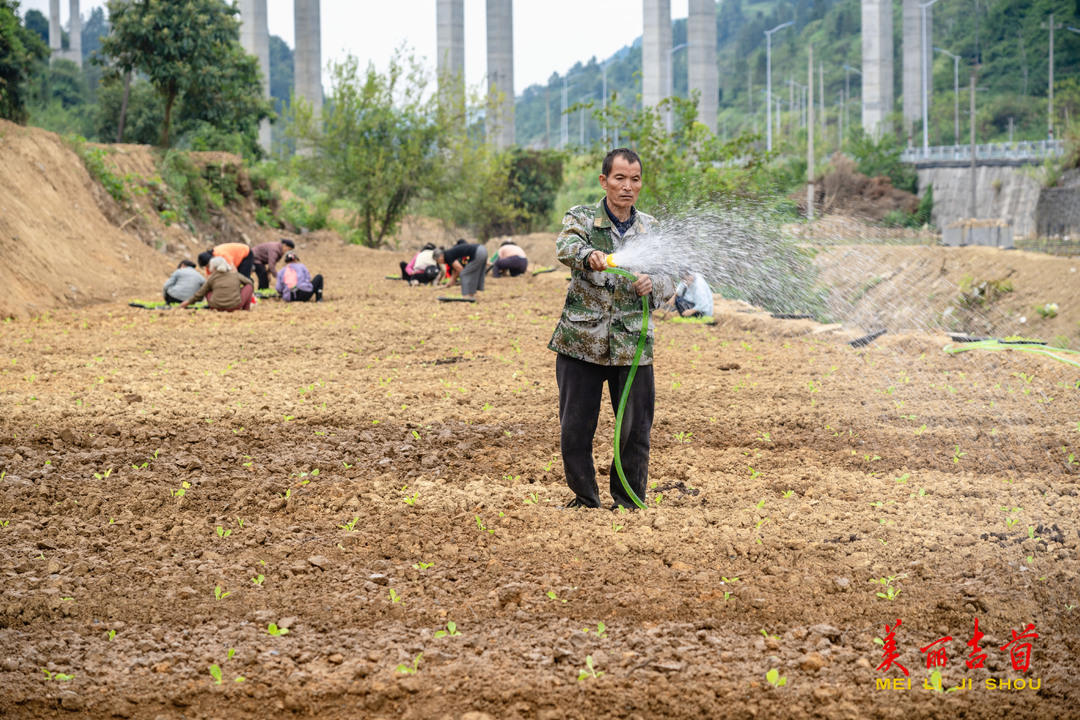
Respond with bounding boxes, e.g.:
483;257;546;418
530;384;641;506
901;140;1065;164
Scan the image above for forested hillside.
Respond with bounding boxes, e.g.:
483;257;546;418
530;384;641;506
514;0;1080;148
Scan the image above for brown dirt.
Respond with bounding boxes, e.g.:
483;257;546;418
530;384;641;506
2;233;1079;718
796;154;920;221
814;244;1080;340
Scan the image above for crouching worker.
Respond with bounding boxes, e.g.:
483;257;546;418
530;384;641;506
400;243;440;285
488;241;528;277
163;259;205;304
276;251;324;302
179;257;254;311
668;269;714;318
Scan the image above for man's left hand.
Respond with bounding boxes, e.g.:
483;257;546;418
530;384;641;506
632;274;652;297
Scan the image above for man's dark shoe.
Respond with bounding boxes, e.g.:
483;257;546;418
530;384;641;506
559;497;598;509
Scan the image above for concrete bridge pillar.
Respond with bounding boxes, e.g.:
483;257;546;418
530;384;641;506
238;0;270;151
67;0;81;66
294;0;322;118
642;0;671;114
485;0;515;149
48;0;61;55
437;0;465;114
861;0;893;138
688;0;717;133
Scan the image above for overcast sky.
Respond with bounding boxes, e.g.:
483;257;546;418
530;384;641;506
21;0;691;95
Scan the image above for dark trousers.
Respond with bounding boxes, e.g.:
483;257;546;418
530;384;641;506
491;255;528;277
556;353;654;509
253;262;271;289
236;252;254;280
164;291;183;304
400;262;438;284
674;295;701;316
290;274;324;302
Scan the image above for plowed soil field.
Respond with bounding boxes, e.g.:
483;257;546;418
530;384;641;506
1;239;1078;719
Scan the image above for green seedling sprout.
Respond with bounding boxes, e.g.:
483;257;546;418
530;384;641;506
475;515;494;534
395;653;422;675
781;490;794;498
209;664;223;685
411;561;434;570
749;467;762;480
523;492;539;505
582;621;607;638
342;461;353;469
339;517;358;531
403;492;419;506
388;588;402;604
612;520;624;533
251;574;265;585
0;519;9;528
546;590;567;603
93;467;113;481
216;526;232;539
765;668;787;687
41;669;74;681
952;445;966;464
214;585;230;600
434;621;460;639
171;481;190;497
577;655;604;681
412;430;421;441
267;623;289;636
673;431;693;443
107;629;116;641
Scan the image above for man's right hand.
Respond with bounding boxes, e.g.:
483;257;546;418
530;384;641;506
587;250;607;272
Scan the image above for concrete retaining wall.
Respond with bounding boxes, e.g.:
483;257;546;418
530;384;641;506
916;166;1041;237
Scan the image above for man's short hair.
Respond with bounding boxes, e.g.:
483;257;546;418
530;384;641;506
281;238;295;249
178;259;196;269
197;250;213;268
601;148;643;177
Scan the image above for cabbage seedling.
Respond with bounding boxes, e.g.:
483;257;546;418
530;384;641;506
765;668;787;687
395;653;422;675
107;629;116;641
214;585;230;600
267;623;289;636
338;517;358;531
41;669;74;681
216;526;232;539
411;561;433;570
577;655;604;681
171;481;190;498
251;574;265;585
388;588;402;604
434;621;460;638
474;515;494;534
93;468;113;481
523;492;539;505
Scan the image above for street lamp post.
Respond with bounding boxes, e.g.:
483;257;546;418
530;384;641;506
934;47;960;145
601;56;618;146
668;42;689;132
764;20;794;151
919;0;940;152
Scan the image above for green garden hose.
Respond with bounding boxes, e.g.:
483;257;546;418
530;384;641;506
943;340;1080;369
604;266;650;510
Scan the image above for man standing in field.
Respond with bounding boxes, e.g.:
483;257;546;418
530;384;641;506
548;148;674;509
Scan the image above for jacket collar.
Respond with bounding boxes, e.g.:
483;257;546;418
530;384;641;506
594;197;638;230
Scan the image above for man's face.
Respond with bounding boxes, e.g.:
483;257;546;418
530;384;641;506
599;155;642;215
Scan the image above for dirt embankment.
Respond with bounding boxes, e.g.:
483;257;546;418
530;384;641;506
0;121;328;319
814;244;1080;340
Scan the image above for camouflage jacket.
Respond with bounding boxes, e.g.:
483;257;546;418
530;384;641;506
548;199;674;366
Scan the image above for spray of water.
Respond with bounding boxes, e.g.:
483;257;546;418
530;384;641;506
609;203;828;318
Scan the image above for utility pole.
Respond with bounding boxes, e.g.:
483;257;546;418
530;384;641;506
808;45;815;221
969;70;977;220
843;64;861;144
1043;14;1063;139
819;61;825;144
935;47;960;145
920;0;940;152
764;20;794;152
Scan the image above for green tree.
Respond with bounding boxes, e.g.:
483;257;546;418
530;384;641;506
1;0;48;123
22;7;46;43
100;0;269;149
287;53;443;247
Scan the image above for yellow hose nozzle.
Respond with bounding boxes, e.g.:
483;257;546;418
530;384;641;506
605;254;618;268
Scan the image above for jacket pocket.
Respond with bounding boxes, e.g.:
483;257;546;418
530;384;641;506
565;306;604;324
